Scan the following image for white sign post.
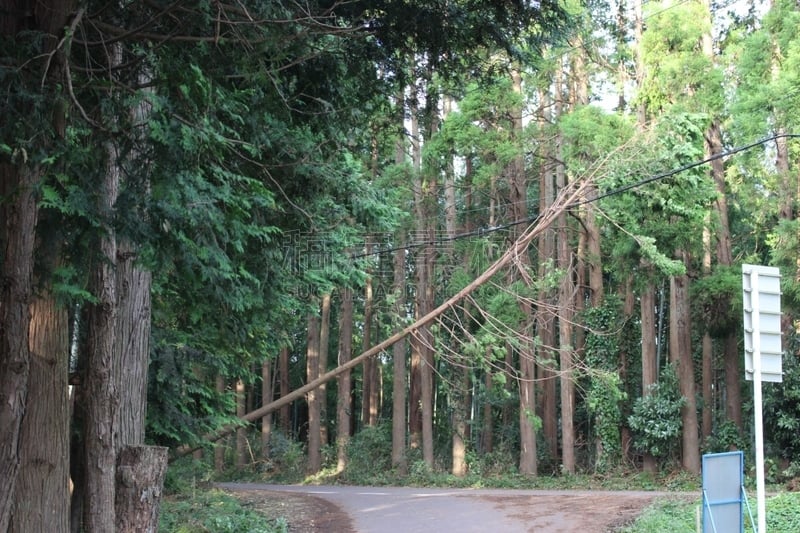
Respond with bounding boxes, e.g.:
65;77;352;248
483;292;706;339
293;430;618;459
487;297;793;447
742;264;782;533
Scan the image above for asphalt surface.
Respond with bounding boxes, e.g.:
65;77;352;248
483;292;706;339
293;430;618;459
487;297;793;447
217;482;694;532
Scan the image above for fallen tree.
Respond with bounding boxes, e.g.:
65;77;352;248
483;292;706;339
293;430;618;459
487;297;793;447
173;177;591;459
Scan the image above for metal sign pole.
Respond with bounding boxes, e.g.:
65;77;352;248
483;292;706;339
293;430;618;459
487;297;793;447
749;270;766;533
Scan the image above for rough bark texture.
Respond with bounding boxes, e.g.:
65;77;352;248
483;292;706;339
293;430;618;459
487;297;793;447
114;240;152;448
215;375;226;472
10;293;69;533
640;280;658;473
537;85;558;464
670;264;701;474
236;379;247;468
508;67;538;476
391;244;408;474
279;347;291;435
361;241;375;427
554;63;575;473
319;293;331;446
306;314;322;474
0;161;38;533
336;289;353;473
262;359;273;460
115;445;168;533
84;135;121;533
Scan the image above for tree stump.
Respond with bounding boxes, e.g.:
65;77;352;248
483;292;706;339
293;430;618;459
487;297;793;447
115;445;169;533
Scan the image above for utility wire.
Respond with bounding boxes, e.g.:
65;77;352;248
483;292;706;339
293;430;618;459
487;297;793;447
349;132;799;260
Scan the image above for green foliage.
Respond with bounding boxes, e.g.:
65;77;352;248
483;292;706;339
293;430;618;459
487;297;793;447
146;341;242;448
703;420;747;455
628;365;685;458
160;489;288;533
763;332;800;460
617;497;698;533
339;424;393;484
691;265;742;337
583;299;627;469
747;492;800;533
558;105;634;176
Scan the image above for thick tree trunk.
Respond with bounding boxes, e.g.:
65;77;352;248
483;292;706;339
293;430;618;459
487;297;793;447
215;375;226;472
319;293;331;446
391;243;408;474
84;132;121;533
235;379;247;468
10;293;69;533
554;62;576;473
641;280;658;473
670;260;701;474
361;240;375;427
510;68;538;476
537;85;558;464
0;0;74;524
701;226;714;440
481;368;494;453
306;314;322;474
115;445;168;533
704;120;742;431
279;346;291;435
336;288;354;473
262;359;273;460
114;240;152;448
0;162;39;533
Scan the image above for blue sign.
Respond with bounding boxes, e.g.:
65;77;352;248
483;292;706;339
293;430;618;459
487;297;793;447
702;451;750;533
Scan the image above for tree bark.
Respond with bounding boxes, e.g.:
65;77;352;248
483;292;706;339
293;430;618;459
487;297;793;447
235;378;247;468
361;239;375;427
336;288;354;473
215;375;226;473
115;445;168;533
114;240;152;448
670;258;701;474
511;67;538;476
262;359;273;460
537;82;558;463
319;293;331;446
84;129;122;533
391;243;408;474
279;346;291;435
10;292;70;533
641;279;658;473
306;314;322;474
0;162;39;533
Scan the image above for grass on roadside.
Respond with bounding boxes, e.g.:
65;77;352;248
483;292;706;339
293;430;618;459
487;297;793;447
159;489;288;533
618;491;800;533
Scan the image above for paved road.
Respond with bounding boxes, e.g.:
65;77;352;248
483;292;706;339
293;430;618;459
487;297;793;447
217;483;692;532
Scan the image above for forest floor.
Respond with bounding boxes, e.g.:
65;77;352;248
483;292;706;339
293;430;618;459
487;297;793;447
221;483;696;532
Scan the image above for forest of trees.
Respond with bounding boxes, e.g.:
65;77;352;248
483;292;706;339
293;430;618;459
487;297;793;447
2;0;800;531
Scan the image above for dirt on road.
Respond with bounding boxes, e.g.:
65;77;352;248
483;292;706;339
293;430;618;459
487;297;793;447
227;486;692;532
232;490;356;532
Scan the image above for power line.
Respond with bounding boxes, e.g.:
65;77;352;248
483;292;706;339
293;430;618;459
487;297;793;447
349;132;799;260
